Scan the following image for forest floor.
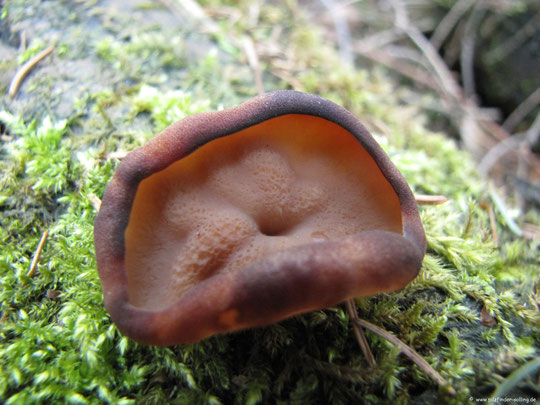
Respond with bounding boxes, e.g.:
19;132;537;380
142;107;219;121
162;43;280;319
0;0;538;404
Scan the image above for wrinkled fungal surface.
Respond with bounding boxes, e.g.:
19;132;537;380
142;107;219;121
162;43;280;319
94;90;426;345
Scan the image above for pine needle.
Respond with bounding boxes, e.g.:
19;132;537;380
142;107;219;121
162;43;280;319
352;317;456;396
415;194;448;205
24;230;49;284
345;299;376;367
8;46;55;99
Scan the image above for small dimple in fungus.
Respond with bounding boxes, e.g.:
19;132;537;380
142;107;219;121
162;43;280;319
94;90;426;345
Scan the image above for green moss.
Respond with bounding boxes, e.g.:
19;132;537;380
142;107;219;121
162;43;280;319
131;85;210;131
0;1;538;404
16;39;48;64
95;30;187;73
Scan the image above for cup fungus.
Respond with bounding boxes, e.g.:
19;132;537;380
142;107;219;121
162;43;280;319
94;90;426;345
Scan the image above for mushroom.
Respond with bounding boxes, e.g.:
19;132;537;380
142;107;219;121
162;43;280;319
94;90;426;345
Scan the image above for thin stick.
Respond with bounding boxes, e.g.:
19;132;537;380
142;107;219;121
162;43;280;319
460;3;486;100
25;230;49;282
489;185;522;237
486;203;499;246
502;86;540;133
430;0;473;50
345;299;376;367
461;202;473;239
415;194;448;205
269;70;303;91
243;37;264;95
477;134;523;176
360;49;440;93
351;317;456;396
491;357;540;399
479;201;499;245
8;46;54;99
388;0;461;100
354;29;403;55
485;11;540;63
525;111;540;150
19;30;27;53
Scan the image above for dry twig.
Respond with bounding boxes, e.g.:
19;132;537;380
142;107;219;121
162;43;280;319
384;0;529;182
503;86;540;133
478;134;523;176
388;0;461;100
359;49;439;92
243;37;264;95
489;185;522;237
460;2;486;100
353;29;403;55
345;299;376;367
430;0;473;50
485;11;540;63
480;201;499;246
525;112;540;152
19;30;27;53
415;194;448;205
8;46;54;99
351;317;456;396
24;230;49;284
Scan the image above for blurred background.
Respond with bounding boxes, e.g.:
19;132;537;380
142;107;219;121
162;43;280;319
2;0;539;218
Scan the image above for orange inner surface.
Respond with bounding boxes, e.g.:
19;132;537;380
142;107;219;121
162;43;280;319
125;114;402;310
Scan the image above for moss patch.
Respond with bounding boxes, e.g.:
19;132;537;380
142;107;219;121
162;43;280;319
0;1;538;404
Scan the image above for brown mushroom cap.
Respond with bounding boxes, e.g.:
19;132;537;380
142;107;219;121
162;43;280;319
94;90;426;345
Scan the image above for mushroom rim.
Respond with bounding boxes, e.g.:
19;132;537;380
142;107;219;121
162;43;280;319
93;90;426;344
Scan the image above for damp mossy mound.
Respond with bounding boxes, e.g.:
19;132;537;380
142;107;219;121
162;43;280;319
0;1;538;404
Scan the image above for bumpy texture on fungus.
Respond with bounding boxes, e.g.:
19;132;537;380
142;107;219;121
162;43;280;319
94;90;426;345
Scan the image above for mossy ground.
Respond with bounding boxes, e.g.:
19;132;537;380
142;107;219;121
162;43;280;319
0;1;538;404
